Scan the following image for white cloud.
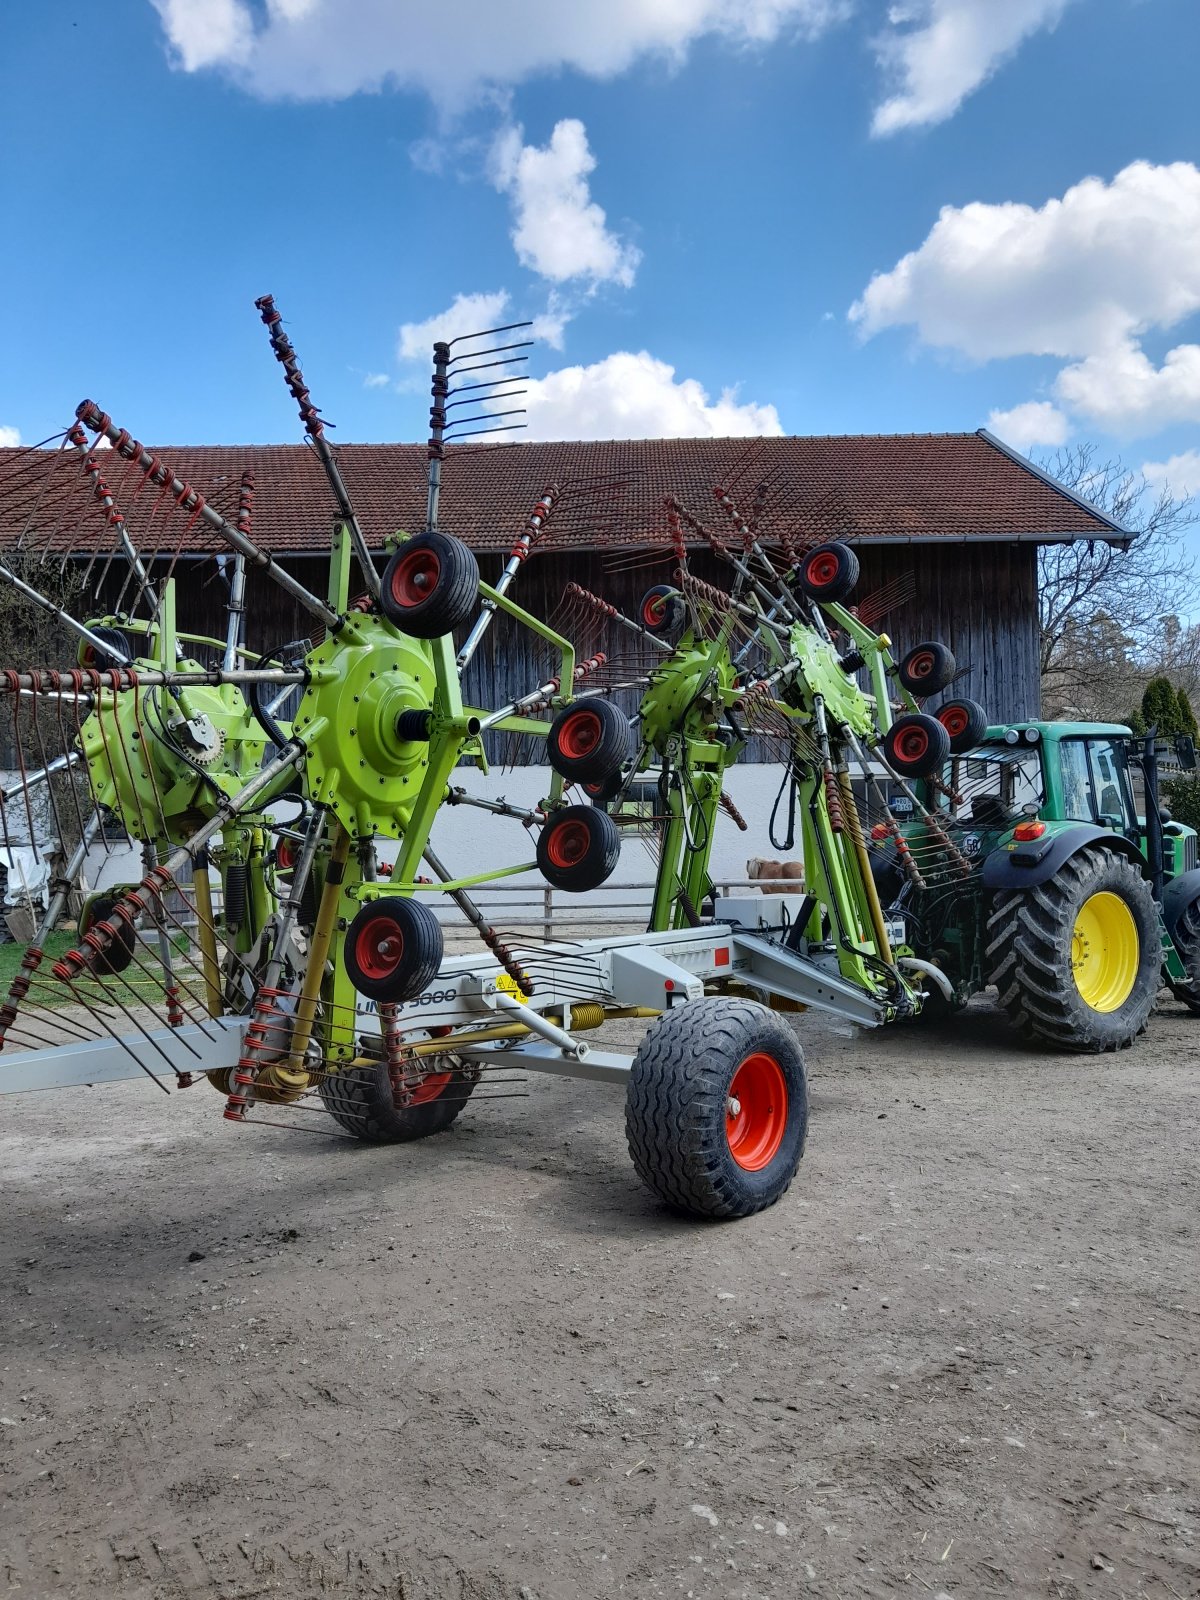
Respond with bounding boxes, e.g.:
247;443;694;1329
489;120;640;289
852;159;1200;439
1055;340;1200;436
1142;449;1200;499
150;0;843;103
986;400;1069;453
515;351;782;440
397;291;513;363
150;0;252;71
850;161;1200;360
362;372;390;389
0;426;20;449
871;0;1075;136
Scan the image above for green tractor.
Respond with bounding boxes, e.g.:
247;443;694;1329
873;720;1200;1050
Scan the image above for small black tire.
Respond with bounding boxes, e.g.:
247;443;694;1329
625;997;808;1220
379;533;479;638
536;805;620;892
318;1057;476;1143
935;696;988;754
78;891;137;976
882;713;950;779
343;897;444;1004
984;844;1160;1051
897;641;956;695
1169;895;1200;1013
794;541;859;603
546;699;632;785
639;585;686;635
78;626;133;672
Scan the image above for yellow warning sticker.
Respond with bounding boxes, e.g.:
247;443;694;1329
496;971;529;1004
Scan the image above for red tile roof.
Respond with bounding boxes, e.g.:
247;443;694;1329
0;430;1126;558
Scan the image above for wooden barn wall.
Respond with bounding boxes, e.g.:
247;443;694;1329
88;539;1041;760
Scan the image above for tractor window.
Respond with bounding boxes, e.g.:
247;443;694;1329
949;747;1044;828
1059;738;1136;830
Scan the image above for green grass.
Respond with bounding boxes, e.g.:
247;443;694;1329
0;929;204;1010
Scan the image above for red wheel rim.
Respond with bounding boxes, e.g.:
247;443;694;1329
390;547;441;609
805;552;839;589
907;650;935;680
939;707;967;739
643;594;666;626
546;819;590;870
895;726;930;762
726;1052;788;1171
355;915;404;981
404;1070;453;1107
557;708;603;760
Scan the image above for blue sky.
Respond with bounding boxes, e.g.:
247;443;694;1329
2;0;1199;501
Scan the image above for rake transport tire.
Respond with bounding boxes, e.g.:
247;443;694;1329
1168;895;1200;1013
794;541;859;604
546;698;632;785
897;641;956;695
379;532;480;638
344;897;444;1004
985;845;1159;1051
625;998;808;1220
318;1057;476;1143
536;804;620;892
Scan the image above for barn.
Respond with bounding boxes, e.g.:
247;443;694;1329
0;427;1127;736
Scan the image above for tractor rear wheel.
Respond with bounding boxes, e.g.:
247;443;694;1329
984;845;1159;1051
319;1056;477;1143
625;997;807;1219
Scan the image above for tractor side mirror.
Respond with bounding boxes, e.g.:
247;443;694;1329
1174;735;1198;771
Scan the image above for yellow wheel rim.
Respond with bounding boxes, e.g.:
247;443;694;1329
1071;891;1139;1013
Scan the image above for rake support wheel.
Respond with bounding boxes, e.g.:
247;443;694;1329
318;1057;477;1143
935;696;988;754
882;712;950;779
985;844;1159;1051
897;641;956;696
639;585;687;635
625;997;808;1219
794;541;859;604
536;804;620;892
78;892;137;976
344;896;444;1004
379;532;479;638
546;698;632;785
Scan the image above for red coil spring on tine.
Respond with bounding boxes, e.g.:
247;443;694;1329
255;295;326;440
823;769;844;832
718;791;749;831
237;469;255;535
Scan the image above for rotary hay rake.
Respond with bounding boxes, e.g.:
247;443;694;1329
0;301;991;1219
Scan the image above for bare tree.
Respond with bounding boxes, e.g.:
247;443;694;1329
1037;445;1197;718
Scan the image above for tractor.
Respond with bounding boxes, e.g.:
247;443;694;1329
871;719;1200;1050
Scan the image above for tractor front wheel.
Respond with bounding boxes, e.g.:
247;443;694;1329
625;998;808;1219
985;845;1159;1051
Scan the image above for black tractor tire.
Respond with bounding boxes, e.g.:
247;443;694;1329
343;896;444;1004
318;1056;476;1143
935;696;988;754
536;805;620;892
1169;895;1200;1013
882;712;951;779
897;641;957;696
546;699;632;785
639;585;687;635
78;891;137;976
379;532;479;638
793;541;859;604
625;997;808;1220
984;844;1160;1051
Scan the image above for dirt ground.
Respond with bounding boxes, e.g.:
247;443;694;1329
2;997;1198;1600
